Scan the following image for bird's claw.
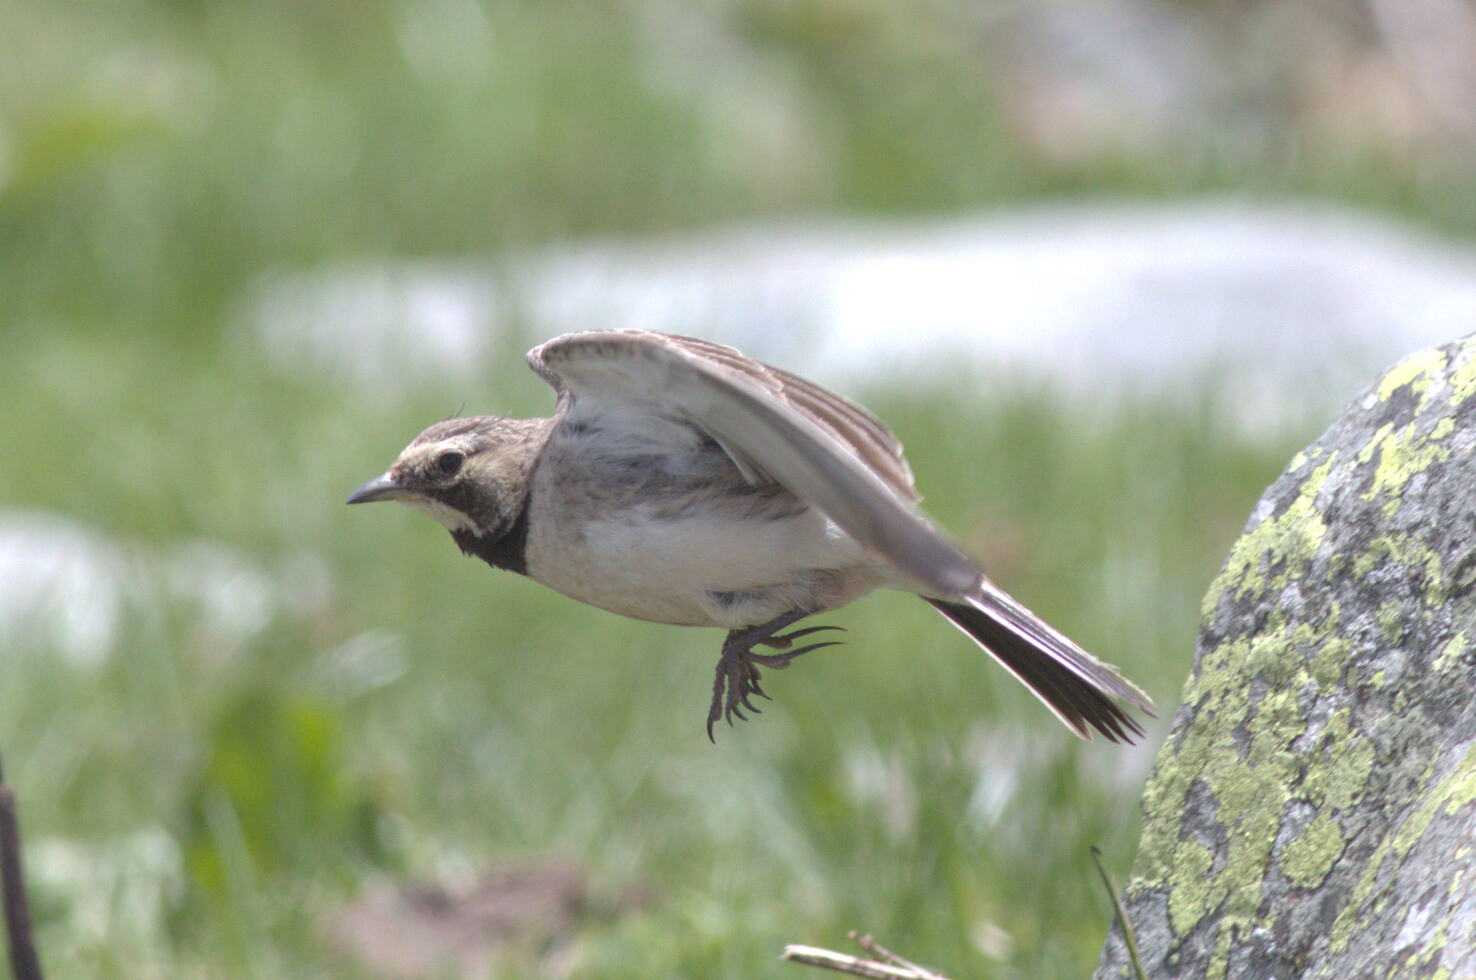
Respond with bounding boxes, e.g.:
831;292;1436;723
759;624;845;650
706;620;842;742
749;640;841;670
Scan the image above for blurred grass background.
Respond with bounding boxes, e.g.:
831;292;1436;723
2;0;1472;977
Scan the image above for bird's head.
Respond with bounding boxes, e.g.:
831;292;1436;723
346;415;548;537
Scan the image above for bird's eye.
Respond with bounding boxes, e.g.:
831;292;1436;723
435;451;465;477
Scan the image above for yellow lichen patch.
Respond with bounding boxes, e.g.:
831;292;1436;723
1210;459;1335;611
1310;636;1351;689
1130;615;1386;979
1298;709;1376;814
1376;347;1448;406
1330;744;1476;955
1446;347;1476;405
1359;418;1454;518
1168;838;1217;936
1320;712;1376;813
1433;632;1468;674
1356;424;1395;466
1351;535;1446;604
1137;626;1309;977
1281;813;1346;889
1376;600;1406;645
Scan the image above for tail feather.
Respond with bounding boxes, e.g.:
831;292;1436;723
926;591;1154;743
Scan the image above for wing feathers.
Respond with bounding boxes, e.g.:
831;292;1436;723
973;579;1153;708
530;330;976;595
766;365;918;501
926;596;1152;742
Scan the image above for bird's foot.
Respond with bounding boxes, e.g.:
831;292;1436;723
757;624;845;651
707;618;842;742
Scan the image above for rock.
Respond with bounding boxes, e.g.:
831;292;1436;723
1095;334;1476;978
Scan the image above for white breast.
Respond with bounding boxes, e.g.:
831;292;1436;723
524;497;880;629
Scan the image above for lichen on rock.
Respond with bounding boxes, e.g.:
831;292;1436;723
1095;335;1476;980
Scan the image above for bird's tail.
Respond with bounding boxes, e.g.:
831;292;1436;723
925;583;1155;743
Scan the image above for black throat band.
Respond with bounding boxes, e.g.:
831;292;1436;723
451;497;531;576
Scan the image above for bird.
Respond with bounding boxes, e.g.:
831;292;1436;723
347;330;1155;742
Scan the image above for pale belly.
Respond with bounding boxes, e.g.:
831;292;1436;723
523;500;884;629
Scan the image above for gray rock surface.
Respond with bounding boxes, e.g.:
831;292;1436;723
1095;334;1476;978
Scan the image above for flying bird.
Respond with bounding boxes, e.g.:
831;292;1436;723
348;330;1154;741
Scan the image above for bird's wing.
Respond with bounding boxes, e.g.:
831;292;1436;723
527;330;980;596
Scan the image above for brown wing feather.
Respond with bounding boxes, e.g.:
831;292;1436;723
765;366;918;502
650;334;919;502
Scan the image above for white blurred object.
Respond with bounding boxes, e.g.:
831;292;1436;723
244;260;498;388
0;512;131;667
0;512;333;666
26;827;183;953
243;202;1476;436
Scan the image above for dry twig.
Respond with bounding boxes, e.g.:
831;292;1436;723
1;755;45;980
782;931;950;980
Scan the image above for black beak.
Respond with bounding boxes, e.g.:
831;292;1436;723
346;473;408;505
